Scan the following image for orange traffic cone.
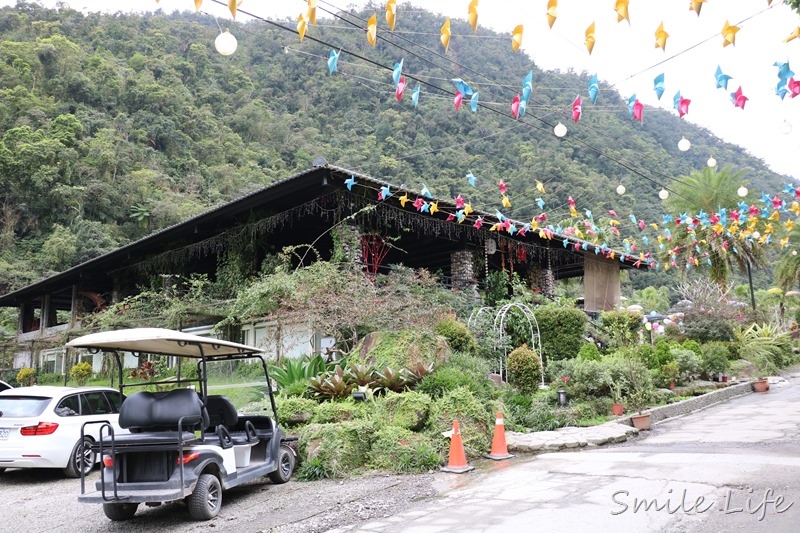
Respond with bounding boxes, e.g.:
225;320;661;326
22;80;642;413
440;420;475;474
484;411;514;461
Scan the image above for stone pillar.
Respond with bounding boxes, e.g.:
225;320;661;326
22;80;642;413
450;249;476;289
527;263;556;298
333;223;362;266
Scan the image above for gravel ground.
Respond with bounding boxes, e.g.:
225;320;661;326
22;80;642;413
0;467;439;533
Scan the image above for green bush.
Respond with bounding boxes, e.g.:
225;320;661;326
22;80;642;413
275;396;318;427
416;352;492;398
700;342;730;378
434;315;478;355
682;313;734;342
374;391;432;431
37;373;63;385
311;398;370;424
69;362;93;386
519;394;578;431
15;367;36;386
350;328;449;370
534;305;588;360
564;358;610;400
297;420;375;478
368;426;441;473
578;342;602;361
670;348;702;384
427;387;492;458
682;340;702;356
507;344;542;395
599;310;642;349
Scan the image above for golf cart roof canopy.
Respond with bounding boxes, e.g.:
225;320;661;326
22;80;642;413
66;328;262;358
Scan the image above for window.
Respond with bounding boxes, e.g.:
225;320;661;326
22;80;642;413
104;391;124;413
83;392;111;415
0;396;51;417
54;395;80;417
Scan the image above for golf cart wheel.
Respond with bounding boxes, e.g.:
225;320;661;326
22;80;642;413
103;502;139;521
63;437;95;478
188;473;222;520
268;445;295;484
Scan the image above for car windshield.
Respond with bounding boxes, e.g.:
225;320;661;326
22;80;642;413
0;396;52;417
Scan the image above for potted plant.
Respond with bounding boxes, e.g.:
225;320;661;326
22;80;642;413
751;377;770;393
623;359;655;430
626;388;654;430
660;361;680;390
608;379;625;416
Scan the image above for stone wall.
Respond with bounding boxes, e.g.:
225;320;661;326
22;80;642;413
618;381;752;426
450;249;475;289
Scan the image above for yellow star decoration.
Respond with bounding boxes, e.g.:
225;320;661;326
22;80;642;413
722;20;740;47
768;210;780;221
536;180;545;193
429;201;438;215
781;236;790;248
463;203;474;216
501;195;512;208
791;202;800;216
785;219;796;231
398;193;410;208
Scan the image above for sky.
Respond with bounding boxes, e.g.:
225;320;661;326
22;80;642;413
3;1;800;180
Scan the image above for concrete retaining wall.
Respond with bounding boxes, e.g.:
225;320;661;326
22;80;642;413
619;381;752;426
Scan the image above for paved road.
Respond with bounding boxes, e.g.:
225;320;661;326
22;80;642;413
340;374;800;533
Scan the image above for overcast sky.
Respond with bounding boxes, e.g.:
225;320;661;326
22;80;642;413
3;0;800;180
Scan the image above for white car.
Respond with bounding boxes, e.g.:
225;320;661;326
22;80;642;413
0;386;126;477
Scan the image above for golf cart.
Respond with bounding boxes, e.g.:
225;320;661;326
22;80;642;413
67;327;295;521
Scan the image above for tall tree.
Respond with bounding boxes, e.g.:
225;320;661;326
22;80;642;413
664;166;765;288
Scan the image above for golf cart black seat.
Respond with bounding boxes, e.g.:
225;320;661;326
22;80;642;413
114;389;208;447
205;395;258;447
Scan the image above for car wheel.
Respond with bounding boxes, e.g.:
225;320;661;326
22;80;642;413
103;502;139;521
268;445;295;484
188;473;222;520
63;437;95;478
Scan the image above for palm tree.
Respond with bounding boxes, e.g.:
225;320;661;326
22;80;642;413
664;165;765;288
774;225;800;293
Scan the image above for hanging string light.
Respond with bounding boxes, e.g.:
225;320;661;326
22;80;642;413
677;136;691;152
658;189;669;200
707;156;717;167
737;185;749;197
215;28;238;55
553;122;567;137
616;184;626;195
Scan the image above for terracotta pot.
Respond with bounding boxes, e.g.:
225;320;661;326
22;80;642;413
611;403;624;416
668;382;675;390
751;379;770;393
630;413;652;430
721;375;729;383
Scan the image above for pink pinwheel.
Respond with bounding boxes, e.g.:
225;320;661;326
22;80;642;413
455;194;465;209
395;76;406;102
413;197;425;211
572;95;582;122
511;93;521;118
632;99;644;122
677;96;691;118
454;90;463;110
498;180;508;194
731;86;748;109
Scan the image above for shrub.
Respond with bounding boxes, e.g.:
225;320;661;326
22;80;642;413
350;328;449;370
37;373;63;385
374;391;432;431
507;344;542;395
682;340;702;356
519;394;578;431
275;396;318;427
657;361;680;387
417;352;492;398
578;342;602;361
564;358;610;400
534;305;588;361
270;354;329;392
735;323;792;376
648;340;675;369
434;315;478;355
297;420;375;478
311;398;370;424
69;362;93;386
600;310;642;349
700;342;730;378
427;387;492;458
15;367;36;386
368;426;441;473
670;348;702;384
682;313;734;342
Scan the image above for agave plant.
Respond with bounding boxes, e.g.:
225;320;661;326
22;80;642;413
735;323;791;376
270;354;330;390
345;363;377;388
373;367;407;394
400;362;435;387
308;365;354;400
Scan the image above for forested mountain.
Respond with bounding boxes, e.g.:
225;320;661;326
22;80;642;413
0;1;788;294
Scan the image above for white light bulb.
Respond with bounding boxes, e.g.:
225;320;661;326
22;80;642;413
659;189;669;200
737;186;748;198
215;29;238;56
677;136;691;152
616;184;626;195
707;156;716;167
554;122;567;138
752;231;761;240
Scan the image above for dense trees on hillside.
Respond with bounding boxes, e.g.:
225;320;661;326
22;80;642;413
0;2;788;294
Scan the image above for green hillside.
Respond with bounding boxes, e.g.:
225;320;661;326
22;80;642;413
0;2;788;294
